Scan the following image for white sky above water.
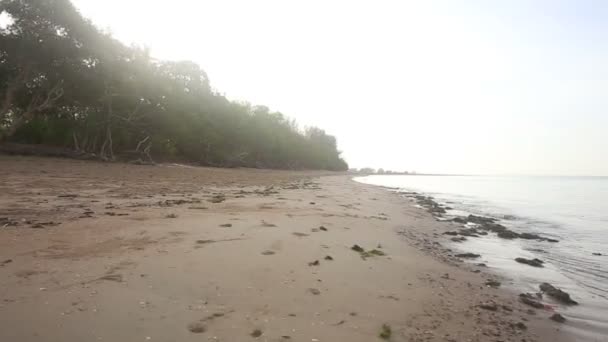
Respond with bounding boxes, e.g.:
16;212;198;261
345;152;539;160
69;0;608;176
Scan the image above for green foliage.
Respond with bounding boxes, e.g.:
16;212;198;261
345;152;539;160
0;0;348;170
379;324;392;340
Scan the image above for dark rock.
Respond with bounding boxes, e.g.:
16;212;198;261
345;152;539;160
308;260;320;266
219;223;232;227
1;259;12;266
519;233;542;240
592;252;602;256
476;263;487;267
451;236;467;242
319;226;328;231
458;228;481;237
455;253;481;259
546;238;559;243
481;223;506;232
550;313;566;323
515;257;544;267
467;215;496;224
497;230;520;239
324;255;334;261
539;283;578;305
451;217;468;224
519;293;544;309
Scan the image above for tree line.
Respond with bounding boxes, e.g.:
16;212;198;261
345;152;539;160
0;0;348;170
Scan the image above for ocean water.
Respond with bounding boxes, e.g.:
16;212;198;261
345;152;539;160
355;175;608;341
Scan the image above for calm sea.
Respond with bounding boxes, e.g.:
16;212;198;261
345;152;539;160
355;175;608;341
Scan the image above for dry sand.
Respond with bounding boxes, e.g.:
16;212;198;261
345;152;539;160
0;156;571;342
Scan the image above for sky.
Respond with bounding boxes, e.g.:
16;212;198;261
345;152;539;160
70;0;608;176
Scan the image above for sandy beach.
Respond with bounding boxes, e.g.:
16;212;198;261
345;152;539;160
0;156;571;342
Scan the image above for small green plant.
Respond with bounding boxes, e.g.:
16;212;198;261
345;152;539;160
379;324;392;340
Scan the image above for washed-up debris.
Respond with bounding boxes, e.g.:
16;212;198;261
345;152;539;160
455;252;481;259
515;257;544;267
540;283;578;305
99;274;123;282
261;220;277;227
308;288;321;295
478;301;498;311
219;223;232;228
187;322;206;333
451;236;467;242
292;232;309;237
165;213;178;219
379;324;392;340
362;249;385;258
519;293;544;309
485;280;501;288
1;217;19;227
324;255;334;261
510;322;527;330
319;226;328;231
250;329;263;338
261;250;275;255
1;259;12;266
351;244;364;253
550;313;566;323
208;194;226;203
351;244;386;259
592;252;602;256
308;260;320;266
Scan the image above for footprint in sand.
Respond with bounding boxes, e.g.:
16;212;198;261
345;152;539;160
269;240;283;251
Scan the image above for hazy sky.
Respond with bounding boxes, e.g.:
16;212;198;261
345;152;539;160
70;0;608;176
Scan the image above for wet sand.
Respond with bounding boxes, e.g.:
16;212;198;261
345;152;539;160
0;156;571;341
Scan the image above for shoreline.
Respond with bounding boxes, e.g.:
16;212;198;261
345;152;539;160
0;156;571;341
356;177;605;342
